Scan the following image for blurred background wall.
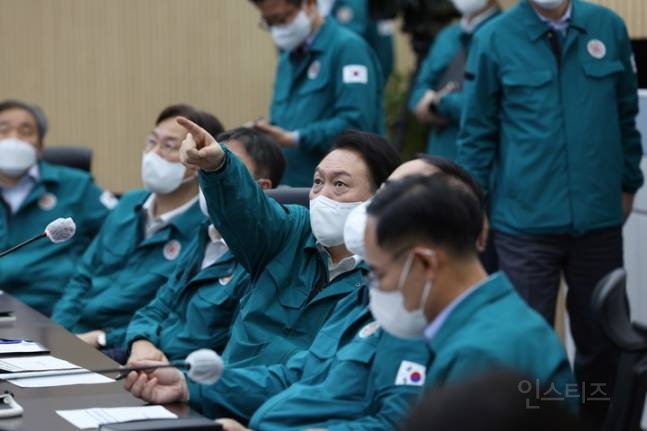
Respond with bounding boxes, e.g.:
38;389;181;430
0;0;644;193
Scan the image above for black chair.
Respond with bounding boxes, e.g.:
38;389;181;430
591;268;647;431
42;146;92;172
264;187;310;207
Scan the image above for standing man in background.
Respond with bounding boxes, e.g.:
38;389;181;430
251;0;385;186
458;0;644;427
319;0;395;82
409;0;501;160
0;99;114;316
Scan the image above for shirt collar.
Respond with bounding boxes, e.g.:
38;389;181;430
317;242;362;281
531;0;572;35
142;193;198;236
460;6;499;34
424;274;493;342
207;224;227;246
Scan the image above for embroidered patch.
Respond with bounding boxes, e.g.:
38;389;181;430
99;190;119;210
336;6;353;23
395;360;426;386
377;20;395;36
38;193;57;211
342;65;368;84
307;60;321;80
587;39;606;60
162;240;181;261
358;321;380;338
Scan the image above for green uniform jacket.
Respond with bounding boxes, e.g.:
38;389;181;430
271;19;385;186
330;0;395;81
188;286;430;430
409;10;500;159
200;148;367;367
0;161;111;315
51;189;203;348
458;0;644;235
125;222;251;361
427;272;578;413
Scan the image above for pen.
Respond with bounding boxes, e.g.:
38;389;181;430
0;339;25;344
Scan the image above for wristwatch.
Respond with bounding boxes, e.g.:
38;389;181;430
97;331;107;348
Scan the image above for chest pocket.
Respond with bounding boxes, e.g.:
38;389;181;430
324;339;377;400
581;60;624;78
501;70;553;111
297;69;330;96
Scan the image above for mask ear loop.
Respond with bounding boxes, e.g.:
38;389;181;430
396;252;415;292
414;249;435;313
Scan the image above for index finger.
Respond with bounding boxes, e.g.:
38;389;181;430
176;117;210;149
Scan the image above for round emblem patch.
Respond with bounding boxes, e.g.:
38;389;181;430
587;39;606;60
162;240;181;261
358;321;380;338
307;60;320;80
38;193;58;211
336;6;353;24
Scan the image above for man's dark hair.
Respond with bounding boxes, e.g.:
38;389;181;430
155;104;225;141
0;99;48;143
368;173;483;257
416;153;486;212
217;127;285;188
330;130;401;191
400;370;579;431
249;0;302;5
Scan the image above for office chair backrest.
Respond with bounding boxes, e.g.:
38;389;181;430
265;187;310;207
42;146;92;172
592;267;647;431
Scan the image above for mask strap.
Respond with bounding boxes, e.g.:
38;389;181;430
396;252;415;292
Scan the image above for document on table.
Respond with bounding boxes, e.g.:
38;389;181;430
0;340;48;355
0;355;79;372
6;369;114;387
57;406;177;429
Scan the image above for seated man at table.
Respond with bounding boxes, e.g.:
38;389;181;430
51;104;222;353
165;119;400;369
123;128;285;364
364;174;577;413
0;99;114;316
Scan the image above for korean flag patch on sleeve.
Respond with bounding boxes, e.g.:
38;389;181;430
343;64;368;84
395;360;426;386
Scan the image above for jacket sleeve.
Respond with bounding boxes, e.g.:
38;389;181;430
199;148;308;280
614;18;644;193
437;91;464;123
408;36;446;111
123;284;173;351
186;349;308;420
297;40;383;154
51;237;100;329
456;32;502;194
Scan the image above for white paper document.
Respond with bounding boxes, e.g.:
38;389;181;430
0;340;48;355
6;369;114;387
0;355;79;372
57;406;177;429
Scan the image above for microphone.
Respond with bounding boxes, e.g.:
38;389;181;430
1;349;224;385
0;218;76;258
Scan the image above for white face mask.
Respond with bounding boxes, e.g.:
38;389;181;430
317;0;335;17
141;152;187;195
310;195;362;247
451;0;488;15
532;0;565;10
270;10;313;52
368;252;433;339
343;199;370;258
0;138;37;178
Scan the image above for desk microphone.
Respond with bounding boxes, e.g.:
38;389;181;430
1;349;224;385
0;217;76;258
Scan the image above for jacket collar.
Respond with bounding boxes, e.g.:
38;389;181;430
428;272;514;352
521;0;586;42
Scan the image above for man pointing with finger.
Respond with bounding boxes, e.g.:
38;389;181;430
249;0;385;186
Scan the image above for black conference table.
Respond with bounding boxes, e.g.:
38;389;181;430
0;292;194;430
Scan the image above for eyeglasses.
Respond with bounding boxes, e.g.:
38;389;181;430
0;123;37;141
257;6;301;31
365;245;413;292
143;136;181;158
